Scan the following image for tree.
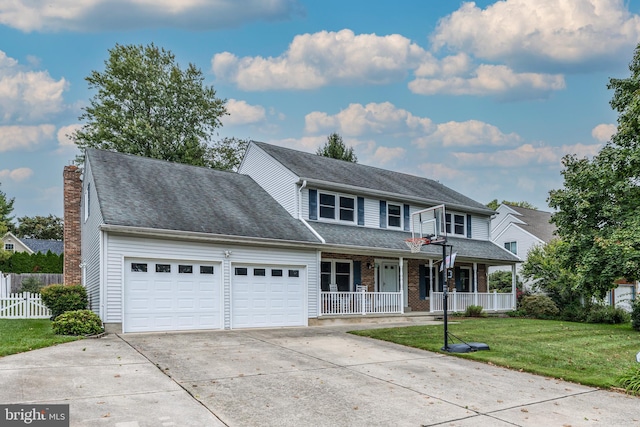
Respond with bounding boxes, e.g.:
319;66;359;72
15;215;63;240
548;43;640;299
316;133;357;162
488;270;522;293
208;137;249;171
486;199;537;210
73;43;228;167
0;221;11;262
0;183;15;227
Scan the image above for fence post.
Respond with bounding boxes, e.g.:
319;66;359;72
493;290;498;311
452;289;457;312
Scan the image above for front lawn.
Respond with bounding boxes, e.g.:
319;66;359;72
0;319;80;357
350;318;639;390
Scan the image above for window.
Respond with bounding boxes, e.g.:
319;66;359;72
4;243;14;252
504;241;517;254
318;192;355;222
156;264;171;273
235;267;248;276
288;269;300;277
178;265;193;274
321;260;351;291
457;268;472;292
200;266;214;274
446;213;466;236
388;204;401;228
271;269;283;277
131;263;147;272
254;268;266;276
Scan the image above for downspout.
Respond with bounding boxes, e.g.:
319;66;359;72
298;180;325;244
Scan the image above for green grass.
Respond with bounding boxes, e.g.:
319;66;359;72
350;318;640;390
0;319;80;357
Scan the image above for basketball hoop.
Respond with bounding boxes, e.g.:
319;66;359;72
404;237;430;253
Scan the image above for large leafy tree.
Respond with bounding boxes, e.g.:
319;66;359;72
316;133;357;162
208;137;249;172
548;43;640;298
486;199;537;210
15;215;63;240
0;183;15;227
73;43;228;166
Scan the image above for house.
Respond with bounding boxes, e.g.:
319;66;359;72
67;142;519;333
2;232;63;255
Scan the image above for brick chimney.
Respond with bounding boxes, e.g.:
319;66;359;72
63;165;82;285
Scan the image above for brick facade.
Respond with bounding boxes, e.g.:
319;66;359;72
63;165;82;285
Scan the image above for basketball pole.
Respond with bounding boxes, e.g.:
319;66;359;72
441;241;449;351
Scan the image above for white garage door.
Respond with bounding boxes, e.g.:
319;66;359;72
124;259;221;332
232;265;306;328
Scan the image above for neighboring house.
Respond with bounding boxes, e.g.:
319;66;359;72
1;232;63;255
490;204;556;289
70;142;519;333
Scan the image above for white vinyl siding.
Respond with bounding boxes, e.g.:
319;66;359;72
238;143;299;217
81;157;104;316
104;235;318;329
471;215;490;240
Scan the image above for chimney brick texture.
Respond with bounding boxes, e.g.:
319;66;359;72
63;165;82;285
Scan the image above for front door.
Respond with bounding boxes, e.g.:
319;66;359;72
380;262;398;292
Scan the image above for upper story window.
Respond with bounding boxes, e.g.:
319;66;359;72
504;241;517;254
4;243;14;252
319;192;355;223
446;213;466;236
388;203;402;228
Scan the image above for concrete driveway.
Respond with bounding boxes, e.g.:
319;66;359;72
1;325;639;426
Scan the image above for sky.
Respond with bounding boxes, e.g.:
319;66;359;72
1;0;639;220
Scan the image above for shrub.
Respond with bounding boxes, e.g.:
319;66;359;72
52;310;103;336
617;365;640;396
558;301;588;322
505;310;526;317
631;299;640;332
20;276;44;293
585;304;631;324
520;294;559;319
40;284;88;319
464;305;485;317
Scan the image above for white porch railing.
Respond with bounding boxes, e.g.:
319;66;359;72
430;290;514;313
0;292;51;319
320;291;402;316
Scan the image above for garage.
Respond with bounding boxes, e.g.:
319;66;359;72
124;259;222;333
232;264;306;328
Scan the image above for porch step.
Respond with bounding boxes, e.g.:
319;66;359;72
309;312;442;327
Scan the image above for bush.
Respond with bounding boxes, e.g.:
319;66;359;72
558;301;588;322
52;310;103;336
585;304;631;324
464;305;485;317
520;294;559;319
617;365;640;396
40;284;88;319
505;310;526;317
20;276;44;293
631;299;640;332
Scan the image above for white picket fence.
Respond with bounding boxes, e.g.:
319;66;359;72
0;292;51;319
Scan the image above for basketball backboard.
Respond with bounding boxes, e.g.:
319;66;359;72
409;204;447;245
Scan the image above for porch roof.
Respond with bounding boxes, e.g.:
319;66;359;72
309;222;520;264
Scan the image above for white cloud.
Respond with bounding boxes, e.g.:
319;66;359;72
591;123;616;142
0;125;56;152
222;99;266;126
370;146;406;166
305;102;433;137
0;167;34;182
0;50;67;122
409;64;565;99
417;162;466;181
415;120;522;148
0;0;303;32
212;29;429;90
452;142;602;167
431;0;640;70
56;124;82;153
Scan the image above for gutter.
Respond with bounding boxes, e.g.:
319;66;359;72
298;179;325;243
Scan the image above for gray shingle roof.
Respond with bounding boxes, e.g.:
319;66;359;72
253;141;493;214
22;238;64;255
310;222;519;263
506;205;556;243
86;149;319;243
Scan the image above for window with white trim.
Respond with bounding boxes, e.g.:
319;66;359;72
445;213;466;236
388;203;402;228
504;241;517;254
318;192;355;223
4;243;14;252
320;260;352;292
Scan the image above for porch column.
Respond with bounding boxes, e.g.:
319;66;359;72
399;256;404;314
473;262;478;306
511;264;517;310
429;259;434;295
